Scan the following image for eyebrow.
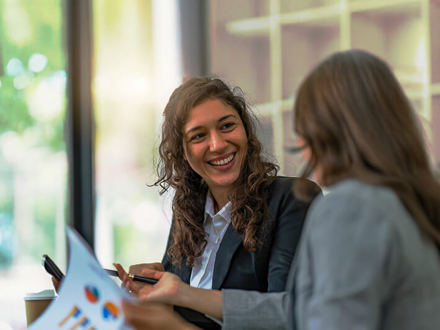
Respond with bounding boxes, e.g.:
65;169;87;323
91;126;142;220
184;114;237;135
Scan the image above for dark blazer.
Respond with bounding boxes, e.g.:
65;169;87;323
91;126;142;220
162;176;319;293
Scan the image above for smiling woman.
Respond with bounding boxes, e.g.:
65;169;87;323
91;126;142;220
183;99;248;211
120;77;321;328
158;77;285;268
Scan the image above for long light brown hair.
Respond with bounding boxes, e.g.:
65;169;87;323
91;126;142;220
294;49;440;247
155;77;278;266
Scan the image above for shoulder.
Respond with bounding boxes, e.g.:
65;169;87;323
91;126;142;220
267;176;295;194
328;179;399;204
296;180;408;284
267;176;321;202
269;175;319;190
305;179;407;244
310;179;403;219
264;176;321;228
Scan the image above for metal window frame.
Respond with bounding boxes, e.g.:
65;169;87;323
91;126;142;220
63;0;95;249
178;0;209;77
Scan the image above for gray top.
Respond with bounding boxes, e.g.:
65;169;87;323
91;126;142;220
295;179;440;330
222;289;289;330
222;179;440;330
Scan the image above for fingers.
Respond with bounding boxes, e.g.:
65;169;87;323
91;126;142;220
128;262;164;275
114;262;155;296
152;262;165;271
51;277;60;293
113;263;137;295
137;284;156;300
122;300;153;329
122;300;193;330
113;263;128;281
123;300;157;325
113;263;131;290
114;262;166;297
137;272;182;305
140;268;164;280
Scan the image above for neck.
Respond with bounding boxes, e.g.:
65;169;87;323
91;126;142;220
209;187;230;213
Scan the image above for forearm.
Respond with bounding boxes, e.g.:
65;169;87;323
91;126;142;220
178;285;223;320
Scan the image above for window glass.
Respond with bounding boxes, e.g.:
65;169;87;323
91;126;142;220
93;0;181;269
0;0;67;327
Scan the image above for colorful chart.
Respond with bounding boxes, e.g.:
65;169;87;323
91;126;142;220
102;301;119;321
84;285;100;303
79;317;91;328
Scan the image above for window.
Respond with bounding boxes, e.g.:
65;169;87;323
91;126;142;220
93;0;182;269
0;1;184;327
208;0;440;173
0;0;67;328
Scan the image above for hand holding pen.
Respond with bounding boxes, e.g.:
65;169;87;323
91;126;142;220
112;263;190;313
112;263;159;296
105;269;157;284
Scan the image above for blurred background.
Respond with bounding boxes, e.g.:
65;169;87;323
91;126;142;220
1;0;439;328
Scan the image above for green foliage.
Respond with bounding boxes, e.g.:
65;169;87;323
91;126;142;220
0;0;65;151
0;0;66;267
0;0;64;69
0;76;34;133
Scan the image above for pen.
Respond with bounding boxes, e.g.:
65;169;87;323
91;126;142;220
105;269;158;285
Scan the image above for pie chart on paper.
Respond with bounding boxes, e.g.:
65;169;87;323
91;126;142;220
84;285;100;303
102;301;120;320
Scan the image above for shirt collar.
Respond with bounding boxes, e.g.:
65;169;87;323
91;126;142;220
204;191;232;223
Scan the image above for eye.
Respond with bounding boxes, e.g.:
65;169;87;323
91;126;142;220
221;122;235;130
189;132;205;142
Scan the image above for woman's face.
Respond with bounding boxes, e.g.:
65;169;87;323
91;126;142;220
298;136;322;184
183;98;248;195
297;137;311;162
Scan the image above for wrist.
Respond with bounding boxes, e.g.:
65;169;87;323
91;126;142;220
177;281;193;308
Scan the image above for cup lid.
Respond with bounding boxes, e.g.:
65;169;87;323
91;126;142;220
24;289;56;300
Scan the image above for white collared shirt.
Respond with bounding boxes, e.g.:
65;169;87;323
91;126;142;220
190;192;232;289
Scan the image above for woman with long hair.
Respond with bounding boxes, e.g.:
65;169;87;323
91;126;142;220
117;77;319;328
292;49;440;329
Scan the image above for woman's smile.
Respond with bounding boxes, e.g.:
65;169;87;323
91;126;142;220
207;152;236;168
183;99;248;196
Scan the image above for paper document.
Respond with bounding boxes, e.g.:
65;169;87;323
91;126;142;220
29;227;133;329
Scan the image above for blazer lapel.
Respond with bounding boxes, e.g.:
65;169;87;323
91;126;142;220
211;223;243;289
178;262;192;284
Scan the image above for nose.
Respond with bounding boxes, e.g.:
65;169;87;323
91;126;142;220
209;131;228;152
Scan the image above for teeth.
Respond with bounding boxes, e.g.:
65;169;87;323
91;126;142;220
210;154;234;166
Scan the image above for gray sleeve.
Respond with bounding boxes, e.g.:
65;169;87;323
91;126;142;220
222;289;289;330
295;188;401;330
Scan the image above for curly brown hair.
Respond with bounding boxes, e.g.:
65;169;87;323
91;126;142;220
154;77;278;266
294;49;440;247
